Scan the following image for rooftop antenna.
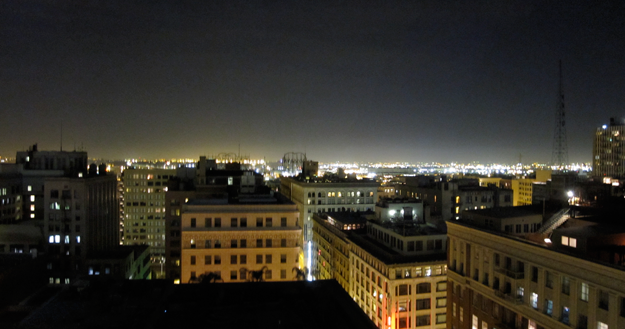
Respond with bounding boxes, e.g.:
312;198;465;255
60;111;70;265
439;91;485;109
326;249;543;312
551;60;568;169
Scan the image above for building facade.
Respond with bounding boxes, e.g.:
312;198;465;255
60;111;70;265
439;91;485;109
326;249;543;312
593;118;625;179
447;220;625;329
312;212;448;328
180;195;301;283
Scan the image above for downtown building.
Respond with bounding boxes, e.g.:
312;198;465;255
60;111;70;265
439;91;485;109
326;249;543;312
447;208;625;329
593;118;625;180
0;145;134;283
180;193;301;283
280;176;380;267
165;156;266;282
312;197;448;329
122;167;176;277
396;177;513;222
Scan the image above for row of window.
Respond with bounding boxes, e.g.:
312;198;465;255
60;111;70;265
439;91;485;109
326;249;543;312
190;217;288;228
396;282;447;295
48;235;81;244
190;238;289;249
189;269;291;281
306;191;374;198
190;254;289;265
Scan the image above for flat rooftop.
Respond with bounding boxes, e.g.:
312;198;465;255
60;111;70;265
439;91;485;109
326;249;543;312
18;280;377;329
463;205;543;218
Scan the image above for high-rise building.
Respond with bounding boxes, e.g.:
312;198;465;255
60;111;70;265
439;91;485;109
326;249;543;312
180;193;301;283
122;168;175;276
593;118;625;180
447;210;625;329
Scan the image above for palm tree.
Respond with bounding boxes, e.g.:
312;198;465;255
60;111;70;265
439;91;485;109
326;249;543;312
292;267;309;281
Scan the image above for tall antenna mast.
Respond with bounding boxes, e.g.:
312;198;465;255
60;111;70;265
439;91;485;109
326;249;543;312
551;60;568;169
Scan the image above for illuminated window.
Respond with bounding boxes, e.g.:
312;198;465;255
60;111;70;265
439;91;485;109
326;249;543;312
64;235;70;244
597;321;608;329
580;282;589;301
472;314;478;329
54;235;60;243
27;185;32;191
30;195;35;202
49;235;54;243
76;236;81;244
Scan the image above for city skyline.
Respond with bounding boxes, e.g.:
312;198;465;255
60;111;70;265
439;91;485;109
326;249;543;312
2;1;624;163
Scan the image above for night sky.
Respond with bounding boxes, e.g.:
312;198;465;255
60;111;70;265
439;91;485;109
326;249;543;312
2;1;624;163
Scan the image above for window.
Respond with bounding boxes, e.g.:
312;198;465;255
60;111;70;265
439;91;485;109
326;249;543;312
531;292;538;309
256;218;262;227
204;255;211;265
416;298;430;310
256;239;262;248
190;218;196;228
281;269;287;279
280;254;286;264
240;218;247;227
580;282;589;301
256;255;262;264
214;218;221;227
240;239;247;248
265;269;272;280
561;306;570;324
416;315;430;326
214;240;221;248
231;255;237;264
437;281;447;292
578;315;587;329
597;321;608;329
472;315;478;329
205;240;211;248
561;276;570;295
599;290;609;310
214;255;221;264
266;239;272;247
190;255;196;265
398;284;408;296
482;321;488;329
531;266;538;282
231;239;237;248
281;239;287;247
231;218;237;227
240;255;247;264
265;218;272;227
417;282;431;294
545;271;553;288
281;217;287;227
265;254;272;264
204;218;211;227
230;270;237;280
436;297;446;308
545;299;553;316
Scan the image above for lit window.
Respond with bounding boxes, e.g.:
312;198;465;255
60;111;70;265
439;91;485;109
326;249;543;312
54;235;60;243
531;292;538;309
581;283;589;301
30;195;35;202
597;321;608;329
64;235;70;244
76;236;81;244
27;185;32;191
49;236;54;243
30;214;35;218
472;314;478;329
569;238;577;248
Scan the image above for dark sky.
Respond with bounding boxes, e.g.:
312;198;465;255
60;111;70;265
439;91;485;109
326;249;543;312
2;1;624;163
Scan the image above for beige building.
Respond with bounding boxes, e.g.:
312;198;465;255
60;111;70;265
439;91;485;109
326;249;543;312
181;194;301;283
122;168;175;276
312;211;448;328
447;217;625;329
280;177;379;267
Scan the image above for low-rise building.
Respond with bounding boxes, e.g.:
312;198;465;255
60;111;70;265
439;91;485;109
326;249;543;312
447;210;625;329
312;210;448;328
180;193;301;283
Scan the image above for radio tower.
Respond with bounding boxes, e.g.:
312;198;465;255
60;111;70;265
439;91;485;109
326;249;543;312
551;60;568;169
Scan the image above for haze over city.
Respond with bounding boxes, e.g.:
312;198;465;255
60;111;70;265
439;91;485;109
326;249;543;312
2;0;624;163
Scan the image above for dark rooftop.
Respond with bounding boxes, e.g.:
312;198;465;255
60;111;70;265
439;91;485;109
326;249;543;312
463;205;543;218
18;279;377;329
